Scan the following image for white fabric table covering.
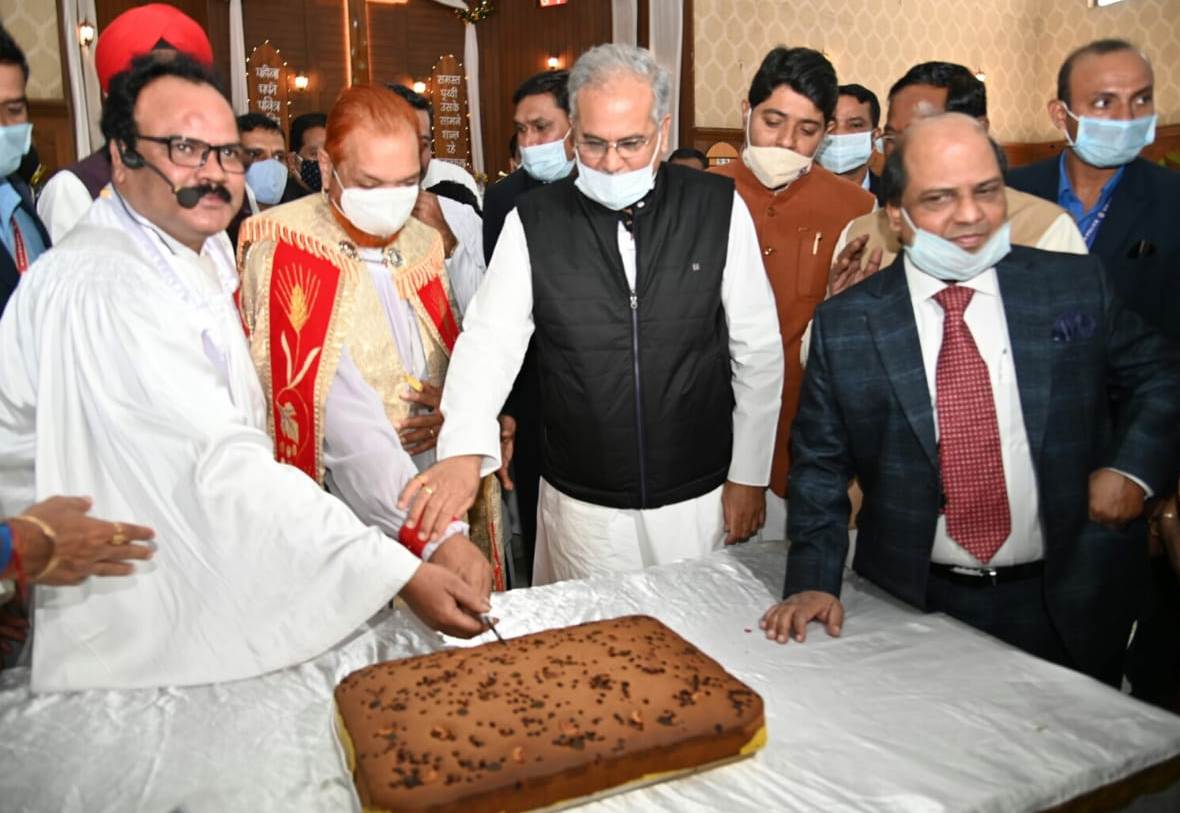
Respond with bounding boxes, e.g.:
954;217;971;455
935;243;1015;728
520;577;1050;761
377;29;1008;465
1;541;1178;812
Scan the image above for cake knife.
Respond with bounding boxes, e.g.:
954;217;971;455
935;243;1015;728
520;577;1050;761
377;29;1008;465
481;614;507;644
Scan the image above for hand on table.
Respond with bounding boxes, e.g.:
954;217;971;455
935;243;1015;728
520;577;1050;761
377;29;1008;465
496;415;516;492
721;481;765;544
398;381;443;455
10;496;155;586
759;591;844;644
829;235;882;297
398;455;483;544
428;534;493;600
399;561;490;638
1088;469;1145;530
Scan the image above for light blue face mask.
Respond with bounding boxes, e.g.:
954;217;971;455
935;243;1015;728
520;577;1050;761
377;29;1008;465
520;131;574;182
574;131;661;211
0;122;33;178
901;207;1012;282
245;158;288;205
816;131;873;174
1063;108;1157;168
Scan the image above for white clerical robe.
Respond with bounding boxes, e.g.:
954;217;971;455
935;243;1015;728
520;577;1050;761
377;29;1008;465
438;196;784;585
0;194;422;692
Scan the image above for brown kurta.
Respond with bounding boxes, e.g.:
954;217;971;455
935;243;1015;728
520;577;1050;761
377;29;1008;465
712;159;874;497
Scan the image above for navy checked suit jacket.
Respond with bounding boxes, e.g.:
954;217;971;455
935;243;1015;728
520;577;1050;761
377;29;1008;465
785;246;1180;675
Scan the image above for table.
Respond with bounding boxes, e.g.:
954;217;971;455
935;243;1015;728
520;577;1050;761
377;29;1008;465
2;541;1179;812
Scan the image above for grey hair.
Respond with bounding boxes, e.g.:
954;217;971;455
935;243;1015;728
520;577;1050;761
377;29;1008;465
568;43;671;124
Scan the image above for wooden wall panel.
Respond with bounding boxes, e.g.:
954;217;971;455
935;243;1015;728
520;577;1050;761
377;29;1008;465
476;0;612;179
28;100;74;179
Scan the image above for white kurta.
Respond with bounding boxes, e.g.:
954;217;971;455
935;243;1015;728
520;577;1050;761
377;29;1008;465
438;196;784;585
0;194;423;692
35;170;95;244
438;195;485;318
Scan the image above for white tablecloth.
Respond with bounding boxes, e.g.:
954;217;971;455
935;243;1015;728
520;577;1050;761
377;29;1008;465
2;541;1179;812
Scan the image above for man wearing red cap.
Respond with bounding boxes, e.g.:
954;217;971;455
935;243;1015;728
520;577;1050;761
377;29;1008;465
36;3;214;243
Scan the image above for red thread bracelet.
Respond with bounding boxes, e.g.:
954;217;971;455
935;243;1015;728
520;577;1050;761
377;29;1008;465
397;524;428;558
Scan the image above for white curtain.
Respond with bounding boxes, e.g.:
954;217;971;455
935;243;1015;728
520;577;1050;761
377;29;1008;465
611;0;637;46
60;0;102;158
648;0;683;148
228;0;248;114
428;0;484;175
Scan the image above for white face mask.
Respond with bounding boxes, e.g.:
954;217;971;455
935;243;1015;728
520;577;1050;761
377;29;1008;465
901;207;1012;282
816;131;873;175
741;112;813;190
574;131;662;211
520;130;575;182
332;169;417;239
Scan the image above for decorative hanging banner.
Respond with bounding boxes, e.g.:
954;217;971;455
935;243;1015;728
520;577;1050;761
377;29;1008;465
247;41;290;135
428;54;472;173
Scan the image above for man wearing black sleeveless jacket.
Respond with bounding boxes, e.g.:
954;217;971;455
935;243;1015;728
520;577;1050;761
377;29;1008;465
401;44;783;585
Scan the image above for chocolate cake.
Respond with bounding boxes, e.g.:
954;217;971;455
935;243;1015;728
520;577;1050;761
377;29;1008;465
334;615;766;812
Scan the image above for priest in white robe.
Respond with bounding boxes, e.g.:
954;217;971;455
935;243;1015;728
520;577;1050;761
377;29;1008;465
400;45;784;585
0;54;489;692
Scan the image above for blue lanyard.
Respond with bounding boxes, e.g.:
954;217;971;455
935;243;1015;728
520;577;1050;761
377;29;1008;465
0;522;12;573
1081;196;1113;249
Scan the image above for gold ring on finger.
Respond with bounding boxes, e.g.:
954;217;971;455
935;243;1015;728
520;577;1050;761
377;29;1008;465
422;485;436;495
111;522;128;546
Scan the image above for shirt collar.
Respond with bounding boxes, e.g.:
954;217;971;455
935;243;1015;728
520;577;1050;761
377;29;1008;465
1057;150;1125;211
903;253;1000;302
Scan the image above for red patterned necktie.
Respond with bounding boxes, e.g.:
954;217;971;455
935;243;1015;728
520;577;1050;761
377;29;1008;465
933;285;1011;563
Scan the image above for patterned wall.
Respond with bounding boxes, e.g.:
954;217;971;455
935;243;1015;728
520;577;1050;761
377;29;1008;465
694;0;1180;143
0;0;64;100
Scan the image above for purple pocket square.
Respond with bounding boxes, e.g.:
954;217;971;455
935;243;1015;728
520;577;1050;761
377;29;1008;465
1052;310;1097;342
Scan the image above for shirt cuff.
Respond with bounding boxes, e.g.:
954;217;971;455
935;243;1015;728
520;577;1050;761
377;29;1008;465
421;520;470;561
1104;468;1154;500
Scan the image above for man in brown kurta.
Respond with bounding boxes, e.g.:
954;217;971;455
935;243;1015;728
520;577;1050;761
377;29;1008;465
712;47;874;503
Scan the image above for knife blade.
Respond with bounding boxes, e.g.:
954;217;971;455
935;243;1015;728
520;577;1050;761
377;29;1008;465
481;614;506;644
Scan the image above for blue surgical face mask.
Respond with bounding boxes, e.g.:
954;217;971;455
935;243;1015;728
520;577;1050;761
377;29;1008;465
520;130;574;182
245;158;288;205
574;131;662;211
1063;107;1157;168
901;207;1012;282
0;122;33;178
874;136;886;155
816;131;873;174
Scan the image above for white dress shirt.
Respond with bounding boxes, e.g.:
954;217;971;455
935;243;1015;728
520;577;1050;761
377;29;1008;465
438;196;485;317
321;248;468;558
35;170;95;244
438;194;783;487
904;257;1046;567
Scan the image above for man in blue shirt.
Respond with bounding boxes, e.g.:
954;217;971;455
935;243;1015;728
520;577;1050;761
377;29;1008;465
0;24;49;315
1008;38;1180;711
1008;39;1178;343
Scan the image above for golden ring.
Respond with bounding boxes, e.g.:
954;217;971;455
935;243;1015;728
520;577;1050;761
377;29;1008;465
422;485;436;495
111;522;128;546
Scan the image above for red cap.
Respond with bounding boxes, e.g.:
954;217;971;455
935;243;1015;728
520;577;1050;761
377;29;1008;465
94;3;214;94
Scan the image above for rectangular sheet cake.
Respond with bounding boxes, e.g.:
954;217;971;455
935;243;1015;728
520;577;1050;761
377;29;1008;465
334;615;766;812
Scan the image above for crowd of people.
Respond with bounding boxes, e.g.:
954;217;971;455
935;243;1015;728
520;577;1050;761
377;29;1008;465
0;3;1177;713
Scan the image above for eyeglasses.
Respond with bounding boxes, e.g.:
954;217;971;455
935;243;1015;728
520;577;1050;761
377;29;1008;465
575;132;656;160
137;134;248;174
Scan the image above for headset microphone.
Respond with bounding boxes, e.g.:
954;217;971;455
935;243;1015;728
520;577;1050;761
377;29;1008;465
121;146;230;210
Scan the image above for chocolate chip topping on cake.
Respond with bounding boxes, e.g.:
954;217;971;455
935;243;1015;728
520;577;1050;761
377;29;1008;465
335;615;765;812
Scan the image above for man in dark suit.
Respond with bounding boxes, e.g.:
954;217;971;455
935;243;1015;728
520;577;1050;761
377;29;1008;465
761;113;1180;685
1007;38;1180;706
1007;39;1178;343
0;24;49;315
482;69;574;586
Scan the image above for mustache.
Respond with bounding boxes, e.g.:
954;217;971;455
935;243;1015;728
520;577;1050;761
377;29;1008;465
185;183;233;203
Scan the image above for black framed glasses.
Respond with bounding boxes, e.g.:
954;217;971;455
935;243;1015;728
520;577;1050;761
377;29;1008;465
137;134;248;174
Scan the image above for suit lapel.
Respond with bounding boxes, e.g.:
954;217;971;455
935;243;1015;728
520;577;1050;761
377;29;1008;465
867;260;938;470
1091;159;1149;259
996;253;1053;465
